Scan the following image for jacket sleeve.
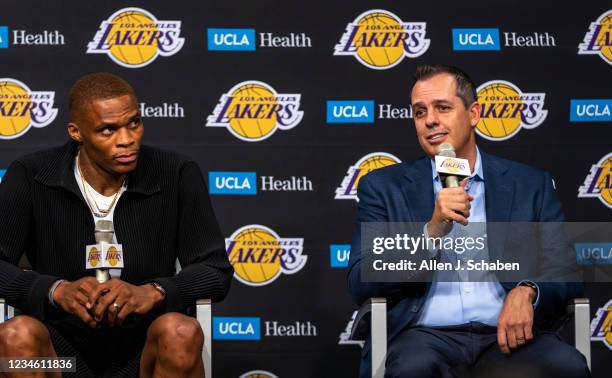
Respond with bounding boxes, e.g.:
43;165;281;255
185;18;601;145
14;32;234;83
522;171;582;327
0;161;60;320
145;161;233;312
347;174;411;306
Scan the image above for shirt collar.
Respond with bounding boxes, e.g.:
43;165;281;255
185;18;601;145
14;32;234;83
34;140;160;196
430;146;484;182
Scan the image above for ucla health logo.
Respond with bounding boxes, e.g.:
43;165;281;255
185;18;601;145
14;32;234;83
0;26;8;48
579;152;612;209
334;9;430;70
591;299;612;350
575;243;612;264
207;81;303;142
226;225;307;286
570;99;612;122
208;28;255;51
87;7;184;68
0;79;57;140
452;28;500;50
209;172;257;195
330;244;351;268
336;152;401;200
0;26;65;48
327;100;374;123
475;80;547;141
239;371;278;378
209;171;313;194
214;315;316;341
452;28;555;50
207;28;310;50
327;100;412;122
578;10;612;65
213;317;260;340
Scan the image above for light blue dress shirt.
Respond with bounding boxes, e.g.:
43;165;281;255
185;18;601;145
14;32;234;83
417;147;507;326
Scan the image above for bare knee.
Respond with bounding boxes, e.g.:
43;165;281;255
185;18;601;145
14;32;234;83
150;313;204;346
0;316;51;355
148;313;203;370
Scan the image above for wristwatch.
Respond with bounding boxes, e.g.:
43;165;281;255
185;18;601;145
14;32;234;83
518;280;538;303
149;282;167;299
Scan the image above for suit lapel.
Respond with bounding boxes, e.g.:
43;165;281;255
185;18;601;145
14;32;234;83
401;157;435;222
400;158;435;295
482;152;514;262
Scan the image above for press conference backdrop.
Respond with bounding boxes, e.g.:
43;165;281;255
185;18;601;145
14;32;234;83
1;0;611;377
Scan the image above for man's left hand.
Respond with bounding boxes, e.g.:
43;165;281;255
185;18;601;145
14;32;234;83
90;279;165;326
497;286;536;354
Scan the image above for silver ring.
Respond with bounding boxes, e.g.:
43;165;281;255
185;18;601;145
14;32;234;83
113;302;119;308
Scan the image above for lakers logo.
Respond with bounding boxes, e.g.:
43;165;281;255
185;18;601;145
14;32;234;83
579;152;612;209
87;7;184;68
475;80;547;141
239;371;279;378
87;246;101;267
578;10;612;65
0;79;57;140
440;158;466;174
335;152;401;201
106;246;121;266
334;9;430;70
591;299;612;350
226;225;307;286
206;81;303;142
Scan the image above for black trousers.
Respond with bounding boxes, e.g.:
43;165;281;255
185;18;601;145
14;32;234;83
382;322;590;378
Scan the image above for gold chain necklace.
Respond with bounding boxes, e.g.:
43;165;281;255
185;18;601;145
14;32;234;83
77;152;124;218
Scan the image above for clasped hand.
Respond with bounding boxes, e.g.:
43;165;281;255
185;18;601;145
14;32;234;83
53;277;164;328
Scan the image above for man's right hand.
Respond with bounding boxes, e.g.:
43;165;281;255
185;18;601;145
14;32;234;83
427;179;473;238
53;277;99;328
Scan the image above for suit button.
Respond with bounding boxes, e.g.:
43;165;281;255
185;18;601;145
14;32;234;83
411;305;419;312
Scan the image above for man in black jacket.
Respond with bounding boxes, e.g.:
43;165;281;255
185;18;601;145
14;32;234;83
0;72;233;377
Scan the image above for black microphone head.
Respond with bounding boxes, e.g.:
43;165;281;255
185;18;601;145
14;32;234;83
437;142;456;158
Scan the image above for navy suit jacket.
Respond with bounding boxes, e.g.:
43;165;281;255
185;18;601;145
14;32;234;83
348;151;581;367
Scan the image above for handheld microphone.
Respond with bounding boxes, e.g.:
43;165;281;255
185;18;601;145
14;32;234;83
435;142;470;188
86;220;123;283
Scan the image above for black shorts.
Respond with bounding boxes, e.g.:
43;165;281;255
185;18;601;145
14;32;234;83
44;307;164;378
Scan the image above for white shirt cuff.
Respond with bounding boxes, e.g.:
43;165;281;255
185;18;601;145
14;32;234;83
423;223;442;257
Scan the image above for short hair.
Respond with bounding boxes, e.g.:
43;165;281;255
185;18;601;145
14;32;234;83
412;65;477;108
68;72;137;122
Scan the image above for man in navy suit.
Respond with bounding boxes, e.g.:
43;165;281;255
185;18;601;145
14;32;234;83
348;65;589;378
